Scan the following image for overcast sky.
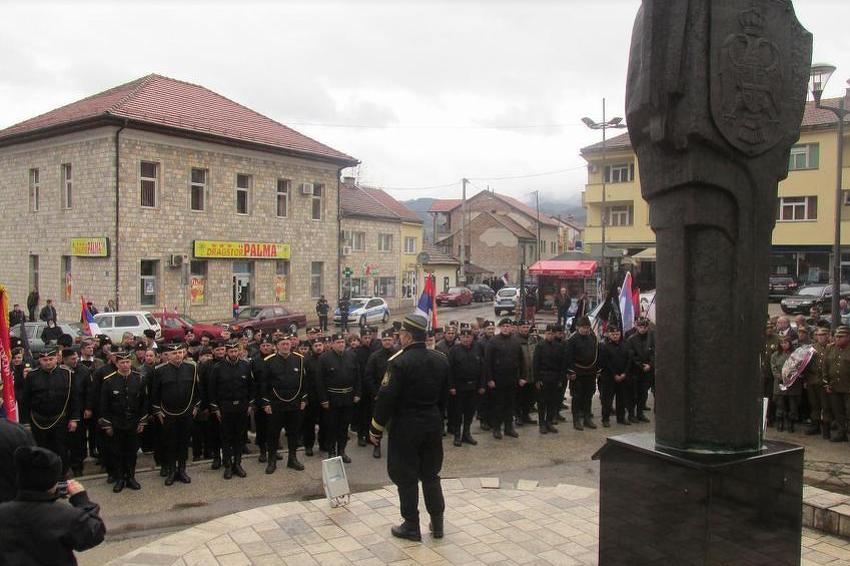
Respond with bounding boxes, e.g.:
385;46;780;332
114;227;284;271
1;0;848;204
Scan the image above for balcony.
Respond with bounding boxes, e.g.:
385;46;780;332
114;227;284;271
584;181;638;204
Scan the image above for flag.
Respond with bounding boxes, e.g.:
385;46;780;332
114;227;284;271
80;295;101;336
500;272;510;286
415;274;438;330
619;271;635;334
0;285;18;422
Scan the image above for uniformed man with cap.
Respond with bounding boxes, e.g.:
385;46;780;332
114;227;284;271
61;348;90;477
151;343;200;486
251;337;276;462
825;325;850;443
21;347;81;478
533;324;565;433
195;341;225;468
355;328;379;447
805;327;831;437
447;328;484;446
259;335;306;473
98;348;148;492
484;318;523;439
370;313;449;542
316;333;360;462
626;317;654;423
208;341;255;479
364;329;399;457
564;315;600;430
515;320;537;427
302;337;325;457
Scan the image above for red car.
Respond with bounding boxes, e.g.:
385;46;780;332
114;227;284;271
436;287;474;307
224;305;307;338
153;312;227;342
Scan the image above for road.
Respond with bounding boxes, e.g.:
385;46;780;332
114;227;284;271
75;300;850;564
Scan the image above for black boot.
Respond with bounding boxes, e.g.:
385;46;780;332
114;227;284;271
539;425;548;435
223;458;233;479
357;436;367;447
546;423;559;433
305;445;314;457
177;462;191;484
583;417;597;429
159;465;169;477
806;422;821;436
211;455;222;470
373;444;381;458
233;454;247;478
504;426;519;438
287;452;305;471
573;417;584;431
462;427;477;445
777;418;785;432
165;467;176;486
258;449;267;463
113;479;125;493
453;433;462;447
429;515;444;539
823;424;833;440
391;520;422;542
492;428;503;439
265;458;277;474
340;450;351;464
637;413;651;423
126;467;141;490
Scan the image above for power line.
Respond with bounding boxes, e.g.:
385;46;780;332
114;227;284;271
288;122;587;130
368;164;587;193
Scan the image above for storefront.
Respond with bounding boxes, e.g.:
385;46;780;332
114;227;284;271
528;259;598;311
770;246;832;284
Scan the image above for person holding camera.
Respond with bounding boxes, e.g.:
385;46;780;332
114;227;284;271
0;445;106;565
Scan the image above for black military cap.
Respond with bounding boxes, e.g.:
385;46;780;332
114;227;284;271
403;314;429;333
483;320;495;328
426;330;436;338
331;333;346;341
61;348;77;358
836;325;850;337
165;342;186;352
459;329;473;336
37;346;58;358
576;316;591;327
381;329;394;339
135;341;147;351
188;339;201;347
231;331;244;339
199;347;213;357
362;326;375;335
210;340;223;349
448;320;459;328
498;318;513;327
143;329;156;339
545;324;559;332
114;348;132;360
459;322;471;330
225;340;240;349
299;340;310;348
517;319;529;326
57;333;74;348
392;321;402;331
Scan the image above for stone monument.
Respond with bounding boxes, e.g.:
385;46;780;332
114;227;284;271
594;1;812;564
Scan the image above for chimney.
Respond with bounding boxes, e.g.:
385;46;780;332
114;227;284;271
342;176;356;187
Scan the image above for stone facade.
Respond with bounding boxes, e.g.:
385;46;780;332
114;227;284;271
0;126;343;322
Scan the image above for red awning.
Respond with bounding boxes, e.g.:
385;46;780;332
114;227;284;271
528;260;597;278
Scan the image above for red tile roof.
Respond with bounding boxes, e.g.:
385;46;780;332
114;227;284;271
0;74;357;165
340;181;422;223
428;199;462;213
581;95;850;155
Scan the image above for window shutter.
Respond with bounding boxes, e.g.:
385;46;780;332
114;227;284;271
809;144;820;169
629;163;635;182
604;166;610;183
808;196;818;220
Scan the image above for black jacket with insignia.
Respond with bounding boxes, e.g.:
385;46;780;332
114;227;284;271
484;334;523;386
151;361;200;417
565;332;600;377
532;338;564;383
448;343;484;391
98;369;149;431
259;353;305;410
208;358;255;413
22;365;81;428
316;349;360;407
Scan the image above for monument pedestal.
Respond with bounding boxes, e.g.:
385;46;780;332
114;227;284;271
594;433;803;566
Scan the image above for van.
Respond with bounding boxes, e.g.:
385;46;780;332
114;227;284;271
93;311;162;343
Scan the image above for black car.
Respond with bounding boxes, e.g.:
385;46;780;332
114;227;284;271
768;275;798;300
780;283;850;315
467;284;495;303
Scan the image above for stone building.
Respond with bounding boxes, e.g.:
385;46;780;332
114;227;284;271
0;74;358;321
429;190;560;285
339;178;423;309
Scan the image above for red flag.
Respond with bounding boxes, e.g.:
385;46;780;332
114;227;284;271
0;285;18;422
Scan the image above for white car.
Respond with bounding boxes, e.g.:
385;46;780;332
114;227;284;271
93;311;162;342
494;287;520;316
333;297;390;327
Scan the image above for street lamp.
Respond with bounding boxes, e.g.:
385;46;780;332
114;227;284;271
583;98;627;292
809;63;848;329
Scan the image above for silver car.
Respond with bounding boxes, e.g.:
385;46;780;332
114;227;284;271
11;322;84;353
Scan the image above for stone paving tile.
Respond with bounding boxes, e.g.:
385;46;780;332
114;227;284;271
108;479;850;566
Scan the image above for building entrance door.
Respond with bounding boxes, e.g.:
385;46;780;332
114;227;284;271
232;261;253;307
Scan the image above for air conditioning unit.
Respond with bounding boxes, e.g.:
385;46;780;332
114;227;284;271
342;246;352;256
168;253;188;268
300;182;314;195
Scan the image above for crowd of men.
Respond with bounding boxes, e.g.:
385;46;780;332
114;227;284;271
3;312;657;496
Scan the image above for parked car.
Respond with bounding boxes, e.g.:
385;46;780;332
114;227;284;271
494;287;520;316
769;275;799;301
152;312;227;342
780;283;850;315
333;297;390;327
10;322;85;353
436;287;474;307
467;284;495;303
224;305;307;338
92;311;162;343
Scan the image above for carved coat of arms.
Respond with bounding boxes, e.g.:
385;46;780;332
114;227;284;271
711;0;812;156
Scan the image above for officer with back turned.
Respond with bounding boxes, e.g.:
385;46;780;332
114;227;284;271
370;314;449;542
447;328;484;446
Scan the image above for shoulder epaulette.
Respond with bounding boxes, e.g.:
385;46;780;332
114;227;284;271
292;352;304;359
102;371;117;381
154;362;169;369
388;349;404;362
264;353;276;361
431;349;448;358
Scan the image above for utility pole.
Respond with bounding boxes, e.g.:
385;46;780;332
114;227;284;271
535;190;541;262
460;178;467;285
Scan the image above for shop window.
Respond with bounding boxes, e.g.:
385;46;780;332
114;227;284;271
777;196;817;221
275;260;289;302
190;260;207;305
140;260;159;306
346;277;367;297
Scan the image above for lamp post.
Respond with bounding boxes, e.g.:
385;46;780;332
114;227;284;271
583;98;627;292
809;64;848;330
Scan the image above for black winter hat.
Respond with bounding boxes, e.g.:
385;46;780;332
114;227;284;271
14;446;62;492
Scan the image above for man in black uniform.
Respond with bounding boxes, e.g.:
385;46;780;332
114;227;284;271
98;349;148;492
364;330;400;457
195;342;225;468
209;341;254;479
476;321;495;429
564;316;600;431
355;329;377;447
61;349;90;477
484;319;523;439
627;317;654;423
316;334;360;462
448;328;484;446
251;338;275;462
302;338;324;457
259;336;306;474
22;347;81;478
436;325;458;435
151;344;200;486
370;314;449;542
533;324;564;434
599;327;633;427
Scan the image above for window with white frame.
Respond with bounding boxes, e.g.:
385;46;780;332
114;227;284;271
604;163;634;183
343;230;366;251
607;204;634;226
311;183;324;220
190;168;208;211
140;161;158;208
404;236;417;254
788;144;819;171
276;179;290;218
275;260;289;302
236;174;252;214
310;262;324;298
777;196;817;221
61;163;72;209
29;168;39;212
378;233;393;252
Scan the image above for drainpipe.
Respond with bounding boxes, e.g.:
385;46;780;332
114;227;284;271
337;167;343;302
114;121;127;309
